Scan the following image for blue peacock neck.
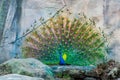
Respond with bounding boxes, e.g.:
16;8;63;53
59;52;66;65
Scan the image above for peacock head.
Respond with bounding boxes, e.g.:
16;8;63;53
59;51;67;60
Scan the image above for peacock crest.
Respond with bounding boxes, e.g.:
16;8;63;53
22;12;107;66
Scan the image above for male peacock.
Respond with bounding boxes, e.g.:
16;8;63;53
22;14;107;66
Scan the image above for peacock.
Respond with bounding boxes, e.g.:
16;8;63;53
22;13;107;66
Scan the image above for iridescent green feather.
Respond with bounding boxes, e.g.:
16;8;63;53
22;15;107;66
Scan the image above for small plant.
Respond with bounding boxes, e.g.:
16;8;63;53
22;14;107;66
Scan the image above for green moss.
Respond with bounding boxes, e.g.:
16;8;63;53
19;71;33;77
0;64;12;75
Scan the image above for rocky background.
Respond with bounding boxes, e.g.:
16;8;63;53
0;58;120;80
0;0;120;80
0;0;120;63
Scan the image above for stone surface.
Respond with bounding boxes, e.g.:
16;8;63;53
0;58;54;80
0;59;120;80
51;60;120;80
0;0;23;63
51;65;95;73
84;77;96;80
0;74;43;80
118;78;120;80
90;60;120;80
0;0;10;43
51;65;96;80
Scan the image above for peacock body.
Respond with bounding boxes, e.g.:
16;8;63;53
22;14;107;66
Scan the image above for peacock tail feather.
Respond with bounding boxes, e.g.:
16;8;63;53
22;14;107;66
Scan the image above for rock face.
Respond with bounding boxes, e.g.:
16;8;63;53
0;74;43;80
51;60;120;80
94;60;120;80
0;0;120;63
0;0;11;43
51;66;96;80
0;0;23;63
0;58;120;80
0;0;11;63
84;77;96;80
0;58;54;80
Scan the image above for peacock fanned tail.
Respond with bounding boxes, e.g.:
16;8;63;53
22;14;107;66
